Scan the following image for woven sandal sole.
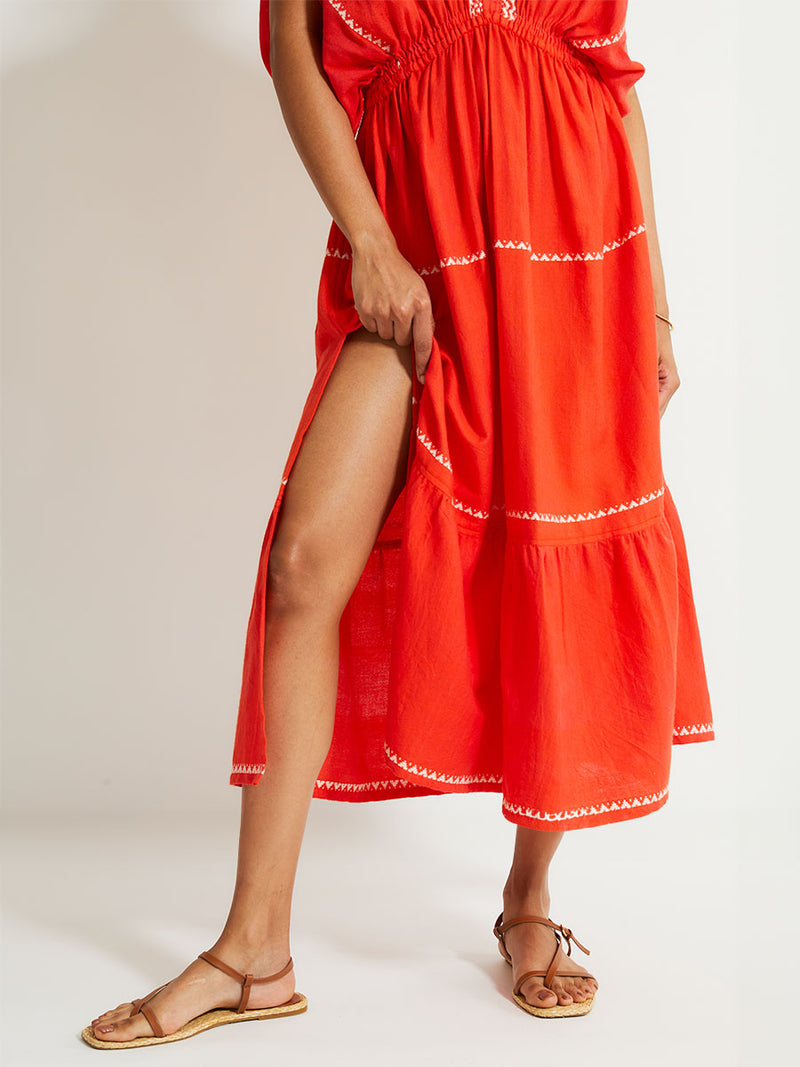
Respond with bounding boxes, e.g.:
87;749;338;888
80;993;308;1049
512;990;594;1018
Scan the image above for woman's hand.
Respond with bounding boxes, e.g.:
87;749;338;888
656;318;680;418
350;236;435;385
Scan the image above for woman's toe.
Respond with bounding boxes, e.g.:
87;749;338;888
522;979;557;1007
91;1007;119;1026
551;981;573;1004
93;1015;149;1042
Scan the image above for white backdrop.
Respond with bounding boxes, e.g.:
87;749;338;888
2;3;797;1066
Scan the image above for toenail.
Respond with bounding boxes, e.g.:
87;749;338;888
96;1025;114;1033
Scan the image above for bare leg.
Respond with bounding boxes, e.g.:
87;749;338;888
90;327;415;1040
501;828;599;1008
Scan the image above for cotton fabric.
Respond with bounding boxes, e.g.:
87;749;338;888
230;0;715;831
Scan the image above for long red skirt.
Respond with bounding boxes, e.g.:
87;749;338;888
230;1;715;831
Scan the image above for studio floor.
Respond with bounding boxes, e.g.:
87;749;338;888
1;793;791;1067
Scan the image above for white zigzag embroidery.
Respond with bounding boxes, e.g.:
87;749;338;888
316;777;412;792
450;497;499;520
469;0;484;17
384;742;670;821
418;250;488;276
674;723;714;736
502;0;517;20
415;438;666;523
504;486;665;523
502;786;668;823
570;27;627;50
234;768;438;792
325;224;647;274
494;224;647;264
326;0;393;54
242;757;698;802
416;427;453;471
384;742;503;785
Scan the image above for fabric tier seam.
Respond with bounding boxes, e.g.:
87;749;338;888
412;464;666;546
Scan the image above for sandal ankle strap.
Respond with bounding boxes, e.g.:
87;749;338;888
493;912;591;961
198;951;294;1014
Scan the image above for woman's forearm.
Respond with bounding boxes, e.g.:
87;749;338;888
621;88;669;318
269;1;395;255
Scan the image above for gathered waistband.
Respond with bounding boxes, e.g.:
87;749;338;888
362;9;598;113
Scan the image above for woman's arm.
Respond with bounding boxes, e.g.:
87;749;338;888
622;87;679;417
269;1;434;382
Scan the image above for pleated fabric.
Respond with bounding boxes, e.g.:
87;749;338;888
231;1;715;831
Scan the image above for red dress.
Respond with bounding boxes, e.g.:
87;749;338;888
230;0;715;831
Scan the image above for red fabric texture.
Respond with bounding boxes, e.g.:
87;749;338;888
234;1;715;831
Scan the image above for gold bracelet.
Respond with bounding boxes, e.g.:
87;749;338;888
655;312;674;330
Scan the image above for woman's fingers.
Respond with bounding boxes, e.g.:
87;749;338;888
351;243;434;383
658;364;680;417
656;330;680;419
412;304;435;385
382;297;434;384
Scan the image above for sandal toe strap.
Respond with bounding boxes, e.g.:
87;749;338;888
129;984;167;1038
138;1000;165;1038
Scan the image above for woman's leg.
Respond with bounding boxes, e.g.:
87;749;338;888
501;828;600;1008
90;326;415;1041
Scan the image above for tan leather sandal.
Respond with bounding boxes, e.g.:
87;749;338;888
493;912;597;1018
81;950;308;1049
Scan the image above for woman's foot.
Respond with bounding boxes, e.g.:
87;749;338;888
500;892;599;1009
88;938;296;1043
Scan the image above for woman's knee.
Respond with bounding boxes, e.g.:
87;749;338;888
266;527;351;617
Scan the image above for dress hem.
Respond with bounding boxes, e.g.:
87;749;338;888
229;728;714;831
